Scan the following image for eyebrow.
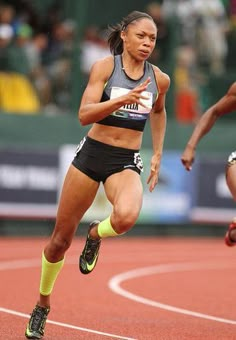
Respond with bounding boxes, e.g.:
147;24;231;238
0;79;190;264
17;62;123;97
137;30;157;37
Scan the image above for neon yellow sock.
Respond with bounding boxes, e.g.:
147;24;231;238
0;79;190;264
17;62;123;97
97;216;119;238
39;252;65;296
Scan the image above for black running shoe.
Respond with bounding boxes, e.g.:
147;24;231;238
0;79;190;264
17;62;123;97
79;220;101;274
25;304;50;339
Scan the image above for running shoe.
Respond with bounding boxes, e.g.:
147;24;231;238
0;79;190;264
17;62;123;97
225;222;236;246
25;304;50;339
79;220;101;274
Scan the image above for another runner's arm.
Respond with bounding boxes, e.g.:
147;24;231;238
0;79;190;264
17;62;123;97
78;57;152;126
185;82;236;150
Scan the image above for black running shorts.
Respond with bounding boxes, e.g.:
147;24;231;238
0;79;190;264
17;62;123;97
72;136;143;183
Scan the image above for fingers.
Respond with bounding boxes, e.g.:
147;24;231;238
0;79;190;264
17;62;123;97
147;169;158;192
132;79;151;107
123;77;151;108
140;77;151;87
181;158;193;171
137;77;151;91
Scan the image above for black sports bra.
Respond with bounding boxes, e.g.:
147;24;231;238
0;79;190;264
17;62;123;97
96;55;158;132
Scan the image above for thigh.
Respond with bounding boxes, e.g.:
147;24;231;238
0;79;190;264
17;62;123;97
104;169;143;211
55;164;100;235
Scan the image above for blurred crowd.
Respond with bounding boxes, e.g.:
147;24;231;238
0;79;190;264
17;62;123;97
160;0;236;124
0;1;76;114
0;0;235;121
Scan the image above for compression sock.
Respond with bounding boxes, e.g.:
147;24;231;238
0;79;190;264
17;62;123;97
97;216;119;238
39;252;65;296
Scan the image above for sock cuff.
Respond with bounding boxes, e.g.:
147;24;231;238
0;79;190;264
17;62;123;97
40;251;65;296
97;216;118;238
42;251;65;267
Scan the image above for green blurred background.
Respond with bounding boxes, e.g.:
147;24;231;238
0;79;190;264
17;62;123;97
0;0;235;237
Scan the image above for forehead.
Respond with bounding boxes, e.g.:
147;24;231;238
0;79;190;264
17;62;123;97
129;18;157;34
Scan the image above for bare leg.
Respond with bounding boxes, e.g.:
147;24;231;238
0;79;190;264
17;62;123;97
39;165;100;307
89;169;143;239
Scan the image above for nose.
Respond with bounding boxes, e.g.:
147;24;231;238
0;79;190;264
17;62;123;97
143;37;151;47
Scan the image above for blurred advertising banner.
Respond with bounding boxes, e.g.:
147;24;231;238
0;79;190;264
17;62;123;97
140;150;190;223
189;156;235;223
3;146;233;224
0;148;58;218
0;146;191;223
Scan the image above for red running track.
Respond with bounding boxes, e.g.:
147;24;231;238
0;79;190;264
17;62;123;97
0;236;236;339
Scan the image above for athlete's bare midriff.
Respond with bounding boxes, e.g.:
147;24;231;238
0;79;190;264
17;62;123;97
88;123;143;150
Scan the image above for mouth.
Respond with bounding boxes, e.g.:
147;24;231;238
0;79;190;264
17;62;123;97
139;50;150;57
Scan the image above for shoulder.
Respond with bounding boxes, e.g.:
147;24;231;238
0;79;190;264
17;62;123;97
89;55;114;82
151;65;170;94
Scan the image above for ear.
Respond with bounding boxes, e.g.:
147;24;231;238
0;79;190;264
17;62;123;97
120;30;126;42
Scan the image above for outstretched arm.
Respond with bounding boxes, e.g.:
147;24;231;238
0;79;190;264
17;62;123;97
181;82;236;171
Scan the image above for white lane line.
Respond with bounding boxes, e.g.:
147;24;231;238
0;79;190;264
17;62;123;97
0;259;40;270
0;307;137;340
0;257;137;339
108;261;236;325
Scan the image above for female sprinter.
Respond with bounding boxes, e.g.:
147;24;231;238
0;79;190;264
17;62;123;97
25;10;170;339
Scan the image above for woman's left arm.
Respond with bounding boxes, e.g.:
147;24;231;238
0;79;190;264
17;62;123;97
147;69;170;192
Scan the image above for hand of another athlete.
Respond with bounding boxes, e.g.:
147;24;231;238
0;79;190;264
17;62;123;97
124;77;151;109
147;154;160;192
181;145;195;171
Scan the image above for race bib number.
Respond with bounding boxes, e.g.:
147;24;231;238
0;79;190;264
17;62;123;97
110;87;153;114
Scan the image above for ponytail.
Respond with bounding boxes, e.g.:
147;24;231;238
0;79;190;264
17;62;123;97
108;23;123;55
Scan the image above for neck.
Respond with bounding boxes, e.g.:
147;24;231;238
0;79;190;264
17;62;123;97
121;53;145;80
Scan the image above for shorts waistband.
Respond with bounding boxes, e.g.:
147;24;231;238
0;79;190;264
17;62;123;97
86;136;139;153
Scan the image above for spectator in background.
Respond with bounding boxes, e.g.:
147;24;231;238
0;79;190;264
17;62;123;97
174;45;200;124
0;22;30;76
80;25;111;83
162;0;201;124
24;32;52;109
226;0;236;70
162;0;197;47
43;19;77;113
0;24;14;67
145;2;170;68
193;0;229;75
0;21;40;113
0;3;15;27
230;0;236;18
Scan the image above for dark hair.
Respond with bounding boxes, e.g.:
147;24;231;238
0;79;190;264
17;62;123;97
108;11;155;55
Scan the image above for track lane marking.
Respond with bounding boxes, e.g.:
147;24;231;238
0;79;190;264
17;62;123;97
0;307;137;340
108;261;236;325
0;257;137;339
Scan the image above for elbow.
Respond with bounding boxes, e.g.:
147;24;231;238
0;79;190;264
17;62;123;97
79;117;87;126
78;111;88;126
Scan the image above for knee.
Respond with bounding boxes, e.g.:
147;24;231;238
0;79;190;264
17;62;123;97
112;206;140;234
47;233;72;261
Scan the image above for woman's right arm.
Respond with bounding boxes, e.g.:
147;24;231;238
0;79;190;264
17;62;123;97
78;57;152;126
